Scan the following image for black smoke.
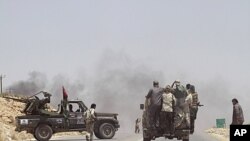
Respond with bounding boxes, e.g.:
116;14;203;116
8;71;47;96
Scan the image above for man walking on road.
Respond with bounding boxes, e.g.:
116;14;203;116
135;118;141;133
231;98;244;125
84;103;97;141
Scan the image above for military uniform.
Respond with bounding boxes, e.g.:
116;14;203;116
188;85;199;133
184;92;192;128
189;92;198;133
84;108;96;141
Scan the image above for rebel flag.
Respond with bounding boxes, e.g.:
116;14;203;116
62;86;68;100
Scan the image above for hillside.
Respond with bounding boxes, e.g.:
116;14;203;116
0;95;33;141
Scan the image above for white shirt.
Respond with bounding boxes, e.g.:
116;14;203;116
85;108;96;120
162;92;176;112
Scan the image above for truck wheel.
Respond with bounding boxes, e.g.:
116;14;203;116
94;131;101;139
35;124;53;141
183;139;189;141
98;123;115;139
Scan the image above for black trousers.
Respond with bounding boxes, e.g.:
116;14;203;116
148;105;161;128
160;111;174;134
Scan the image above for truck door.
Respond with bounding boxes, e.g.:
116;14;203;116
67;103;85;130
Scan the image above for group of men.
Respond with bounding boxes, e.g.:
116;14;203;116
146;80;199;135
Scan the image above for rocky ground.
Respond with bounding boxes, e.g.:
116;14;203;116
0;94;32;141
0;94;84;141
205;128;229;141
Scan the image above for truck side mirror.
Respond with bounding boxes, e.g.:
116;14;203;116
140;104;144;110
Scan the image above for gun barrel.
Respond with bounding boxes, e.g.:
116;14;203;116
3;96;28;103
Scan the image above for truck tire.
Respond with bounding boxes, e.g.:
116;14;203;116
35;124;53;141
183;139;189;141
94;131;101;139
98;123;115;139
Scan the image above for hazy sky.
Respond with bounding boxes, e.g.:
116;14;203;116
0;0;250;131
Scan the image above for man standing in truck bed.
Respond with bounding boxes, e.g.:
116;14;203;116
161;85;176;136
146;81;164;129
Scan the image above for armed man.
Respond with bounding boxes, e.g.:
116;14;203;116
171;80;191;128
84;103;97;141
189;85;199;133
146;81;164;129
185;86;192;128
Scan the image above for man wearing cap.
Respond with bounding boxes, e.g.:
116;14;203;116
146;81;164;129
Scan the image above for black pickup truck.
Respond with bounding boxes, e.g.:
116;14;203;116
5;92;120;141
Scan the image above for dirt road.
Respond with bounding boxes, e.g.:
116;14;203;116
40;131;218;141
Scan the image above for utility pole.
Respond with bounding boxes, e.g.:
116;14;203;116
0;74;6;94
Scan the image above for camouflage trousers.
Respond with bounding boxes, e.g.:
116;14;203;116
185;112;190;128
190;107;198;119
86;120;95;141
190;107;198;133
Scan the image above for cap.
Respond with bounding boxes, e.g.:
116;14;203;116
153;81;159;85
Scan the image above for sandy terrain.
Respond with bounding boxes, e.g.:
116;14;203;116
205;128;229;141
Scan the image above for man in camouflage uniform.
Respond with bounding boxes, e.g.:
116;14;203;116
171;80;190;128
185;87;192;128
231;98;244;125
84;103;97;141
189;85;199;133
146;81;164;129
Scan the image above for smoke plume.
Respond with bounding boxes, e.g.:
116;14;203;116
7;50;249;135
8;71;47;96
